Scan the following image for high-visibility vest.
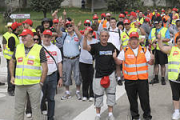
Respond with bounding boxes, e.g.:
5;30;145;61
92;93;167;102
98;19;107;28
168;46;180;81
172;13;179;25
123;45;148;80
3;33;20;60
15;44;42;85
137;17;144;24
2;32;11;55
150;27;168;50
130;21;136;28
121;28;138;48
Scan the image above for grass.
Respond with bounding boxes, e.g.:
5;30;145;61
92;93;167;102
0;7;112;35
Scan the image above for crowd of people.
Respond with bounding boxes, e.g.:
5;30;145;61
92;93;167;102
1;7;180;120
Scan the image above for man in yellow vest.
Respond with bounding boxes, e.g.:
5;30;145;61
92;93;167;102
137;11;144;25
9;29;48;120
148;17;170;85
4;22;21;96
113;32;154;120
157;34;180;120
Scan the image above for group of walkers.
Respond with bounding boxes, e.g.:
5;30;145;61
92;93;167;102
1;7;180;120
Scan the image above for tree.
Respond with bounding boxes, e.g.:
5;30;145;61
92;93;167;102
31;0;64;18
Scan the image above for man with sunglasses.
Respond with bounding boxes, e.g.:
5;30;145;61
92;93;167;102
56;18;83;100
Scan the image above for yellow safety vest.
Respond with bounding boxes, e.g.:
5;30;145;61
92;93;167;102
168;46;180;81
137;17;144;24
2;32;11;55
121;28;138;48
15;44;42;85
150;27;168;50
32;28;36;33
172;13;179;25
4;33;20;60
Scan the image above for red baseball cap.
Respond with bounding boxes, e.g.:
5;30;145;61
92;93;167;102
173;8;178;12
24;19;33;26
43;29;52;36
156;13;160;17
136;10;140;13
84;19;91;24
93;15;98;19
101;13;106;17
125;11;128;15
119;13;125;18
130;12;137;17
144;18;150;22
129;32;139;38
100;76;110;88
161;9;165;12
65;21;71;25
85;27;93;32
11;22;22;30
19;29;34;36
123;19;131;24
53;18;59;23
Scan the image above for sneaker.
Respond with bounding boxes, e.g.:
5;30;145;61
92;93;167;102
161;78;166;85
149;78;159;84
76;92;81;100
82;97;87;101
42;110;47;115
172;112;180;119
108;115;115;120
89;97;94;102
117;80;123;86
26;113;32;118
61;93;71;100
95;116;101;120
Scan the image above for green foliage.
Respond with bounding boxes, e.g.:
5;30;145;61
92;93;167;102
106;0;128;12
31;0;64;18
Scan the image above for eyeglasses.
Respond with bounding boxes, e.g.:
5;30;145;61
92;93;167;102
84;24;90;26
66;24;72;28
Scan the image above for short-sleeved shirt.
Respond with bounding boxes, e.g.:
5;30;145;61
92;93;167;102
148;27;170;40
89;42;119;78
117;47;150;62
60;32;82;57
12;44;47;63
79;37;99;64
42;43;62;75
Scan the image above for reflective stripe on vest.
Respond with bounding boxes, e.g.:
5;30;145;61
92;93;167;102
121;28;138;48
168;46;180;81
123;45;148;80
15;44;42;85
150;27;168;50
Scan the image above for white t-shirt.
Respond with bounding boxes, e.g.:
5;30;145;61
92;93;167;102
117;47;150;62
42;43;62;75
80;38;99;64
108;27;121;50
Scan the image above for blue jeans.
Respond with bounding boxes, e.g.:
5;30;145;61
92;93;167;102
41;71;57;120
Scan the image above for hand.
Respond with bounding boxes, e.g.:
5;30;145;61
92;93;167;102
57;78;63;87
157;33;161;40
10;77;15;85
150;50;154;60
63;9;66;16
77;21;82;27
54;9;59;14
113;49;117;59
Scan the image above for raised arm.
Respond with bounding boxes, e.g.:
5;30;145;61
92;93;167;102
83;29;91;51
157;33;172;54
52;9;59;19
71;20;82;40
55;16;63;37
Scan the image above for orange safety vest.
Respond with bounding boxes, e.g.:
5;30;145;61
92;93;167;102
123;45;148;80
98;19;107;28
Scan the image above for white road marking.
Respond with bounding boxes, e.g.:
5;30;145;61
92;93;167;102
73;85;126;120
0;93;6;98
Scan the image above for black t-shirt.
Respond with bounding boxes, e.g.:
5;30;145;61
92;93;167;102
90;42;119;78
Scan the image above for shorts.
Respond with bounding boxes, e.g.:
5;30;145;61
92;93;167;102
152;49;168;65
93;72;117;107
63;57;81;86
169;80;180;101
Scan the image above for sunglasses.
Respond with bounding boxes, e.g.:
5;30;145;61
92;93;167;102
66;24;72;28
34;38;39;41
84;24;90;26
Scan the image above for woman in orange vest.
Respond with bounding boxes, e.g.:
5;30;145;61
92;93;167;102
113;32;154;120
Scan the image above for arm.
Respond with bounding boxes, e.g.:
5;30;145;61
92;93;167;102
162;29;170;42
113;49;123;65
57;62;63;87
40;62;48;83
83;29;91;51
63;9;67;23
55;16;63;37
72;20;82;40
52;9;58;19
147;51;154;65
157;34;172;54
2;36;7;50
9;58;15;84
8;37;15;51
